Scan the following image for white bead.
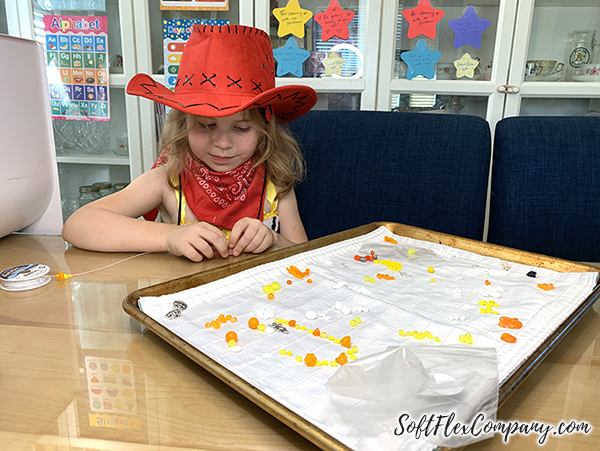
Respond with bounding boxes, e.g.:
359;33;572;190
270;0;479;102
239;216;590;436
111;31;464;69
230;345;242;353
334;301;343;310
305;310;318;320
341;305;352;315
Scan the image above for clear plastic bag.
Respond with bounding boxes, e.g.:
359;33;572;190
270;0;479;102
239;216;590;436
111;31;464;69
326;345;498;448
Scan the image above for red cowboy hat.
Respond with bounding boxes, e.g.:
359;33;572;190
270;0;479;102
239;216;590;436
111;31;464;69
127;25;317;123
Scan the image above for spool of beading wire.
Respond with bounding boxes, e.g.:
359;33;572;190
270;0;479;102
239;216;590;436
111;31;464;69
0;264;51;291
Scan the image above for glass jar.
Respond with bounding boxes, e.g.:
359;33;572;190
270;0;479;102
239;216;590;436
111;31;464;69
93;181;114;197
78;185;100;207
113;182;129;192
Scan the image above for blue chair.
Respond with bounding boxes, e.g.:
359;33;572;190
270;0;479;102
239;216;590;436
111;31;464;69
487;116;600;262
288;110;491;241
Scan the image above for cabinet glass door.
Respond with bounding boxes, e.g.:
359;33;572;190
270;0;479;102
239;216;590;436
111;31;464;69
14;0;139;222
132;0;249;170
506;0;600;118
254;0;383;111
376;0;518;129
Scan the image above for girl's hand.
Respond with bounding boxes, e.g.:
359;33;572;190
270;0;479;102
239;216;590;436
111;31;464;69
165;222;229;262
228;218;276;256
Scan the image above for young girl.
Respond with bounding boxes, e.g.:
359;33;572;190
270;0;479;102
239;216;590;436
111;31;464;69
62;25;318;262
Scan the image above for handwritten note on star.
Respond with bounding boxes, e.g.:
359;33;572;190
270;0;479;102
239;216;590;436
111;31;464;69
314;0;355;41
273;38;310;77
273;0;313;39
448;6;491;49
402;0;445;40
322;52;345;76
454;53;479;78
400;39;442;80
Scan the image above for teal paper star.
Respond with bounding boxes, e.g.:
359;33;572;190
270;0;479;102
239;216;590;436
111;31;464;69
273;38;311;77
400;39;442;80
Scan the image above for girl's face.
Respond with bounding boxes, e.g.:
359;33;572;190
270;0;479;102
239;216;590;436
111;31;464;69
188;111;261;172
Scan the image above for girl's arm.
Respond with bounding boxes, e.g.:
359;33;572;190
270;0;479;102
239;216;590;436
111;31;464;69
228;188;307;256
62;167;229;261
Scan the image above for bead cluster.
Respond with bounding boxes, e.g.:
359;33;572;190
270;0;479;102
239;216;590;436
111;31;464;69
205;313;237;329
262;281;281;300
354;250;377;262
459;333;474;345
478;299;499;314
248;317;357;367
498;316;522;329
537;283;555;291
398;329;441;342
374;259;403;271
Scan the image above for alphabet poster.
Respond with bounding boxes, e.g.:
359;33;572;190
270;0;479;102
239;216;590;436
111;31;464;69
43;15;109;121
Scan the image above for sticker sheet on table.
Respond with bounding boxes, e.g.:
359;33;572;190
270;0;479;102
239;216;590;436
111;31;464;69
138;226;598;451
43;15;109;121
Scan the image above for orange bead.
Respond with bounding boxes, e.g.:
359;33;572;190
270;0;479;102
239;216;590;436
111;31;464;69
306;279;313;283
340;336;351;348
335;352;348;365
485;280;491;285
267;293;275;300
225;314;232;321
287;280;292;285
354;255;361;261
514;321;523;329
225;331;238;343
248;317;259;329
312;328;320;337
288;319;296;328
213;321;221;329
205;322;212;328
501;333;517;343
231;317;238;323
304;353;317;367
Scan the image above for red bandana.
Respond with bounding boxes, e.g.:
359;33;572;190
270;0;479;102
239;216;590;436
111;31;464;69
183;154;266;229
143;149;266;229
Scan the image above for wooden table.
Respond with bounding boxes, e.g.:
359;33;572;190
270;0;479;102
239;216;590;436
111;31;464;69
1;233;598;450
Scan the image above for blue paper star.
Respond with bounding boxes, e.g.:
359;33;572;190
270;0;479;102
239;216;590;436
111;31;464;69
400;39;442;80
448;6;491;49
273;37;310;77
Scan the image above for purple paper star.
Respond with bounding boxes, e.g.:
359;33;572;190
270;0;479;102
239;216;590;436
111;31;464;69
448;6;491;49
273;37;310;77
400;39;442;80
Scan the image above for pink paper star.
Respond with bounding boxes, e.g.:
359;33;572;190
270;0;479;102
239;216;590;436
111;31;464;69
314;0;355;41
402;0;445;40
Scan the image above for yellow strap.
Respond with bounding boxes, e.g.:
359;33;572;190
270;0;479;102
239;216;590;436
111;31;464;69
266;178;278;212
174;187;186;225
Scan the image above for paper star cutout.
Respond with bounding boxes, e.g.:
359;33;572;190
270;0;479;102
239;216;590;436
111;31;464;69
402;0;445;40
454;53;480;78
273;37;311;77
448;6;491;49
400;39;442;80
273;0;313;39
314;0;355;41
322;51;345;76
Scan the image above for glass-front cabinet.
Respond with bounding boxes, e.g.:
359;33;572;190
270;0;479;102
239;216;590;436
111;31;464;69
4;0;600;220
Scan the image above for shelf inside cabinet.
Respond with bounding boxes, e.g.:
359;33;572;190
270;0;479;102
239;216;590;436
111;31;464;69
57;152;129;165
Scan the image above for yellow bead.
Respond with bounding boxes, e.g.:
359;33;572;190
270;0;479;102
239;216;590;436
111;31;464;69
480;308;486;314
363;276;370;282
287;350;292;356
257;324;266;332
346;350;354;355
300;326;307;330
279;349;287;355
355;317;361;324
307;329;314;334
352;346;358;353
295;356;303;362
331;362;338;367
334;338;341;344
428;267;434;273
329;336;335;341
349;355;357;360
399;329;405;336
434;337;440;343
459;335;465;343
431;278;435;282
296;324;300;329
406;331;412;336
272;282;281;291
228;340;236;347
322;361;329;366
262;285;274;294
316;361;322;366
350;320;356;327
320;332;328;338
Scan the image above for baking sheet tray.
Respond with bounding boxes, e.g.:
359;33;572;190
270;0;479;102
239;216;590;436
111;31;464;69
123;222;600;450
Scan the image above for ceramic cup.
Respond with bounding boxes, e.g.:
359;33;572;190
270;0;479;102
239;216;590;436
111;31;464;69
524;60;564;78
581;63;600;75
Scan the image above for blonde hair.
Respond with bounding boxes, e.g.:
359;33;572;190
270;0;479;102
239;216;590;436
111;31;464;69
158;108;304;197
